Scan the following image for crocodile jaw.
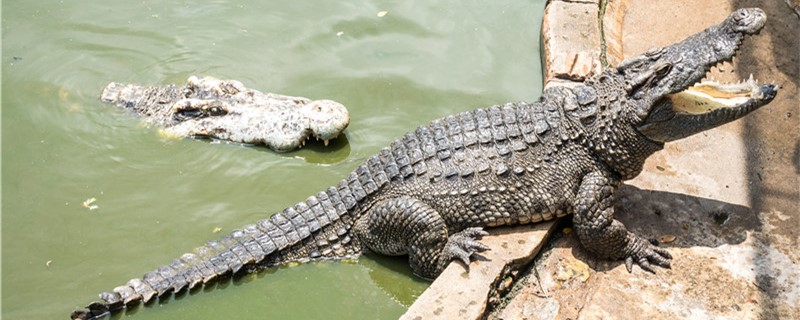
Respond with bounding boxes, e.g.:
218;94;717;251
637;76;778;143
673;75;769;110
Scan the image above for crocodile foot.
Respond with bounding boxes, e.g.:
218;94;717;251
622;232;672;273
441;227;491;268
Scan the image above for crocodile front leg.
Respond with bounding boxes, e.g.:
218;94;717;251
354;197;489;279
573;171;672;272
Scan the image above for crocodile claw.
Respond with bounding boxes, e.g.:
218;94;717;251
623;233;672;273
443;227;491;267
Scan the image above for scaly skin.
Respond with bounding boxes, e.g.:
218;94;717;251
101;76;350;152
72;8;776;319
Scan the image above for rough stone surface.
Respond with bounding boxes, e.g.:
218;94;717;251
601;0;629;67
493;185;798;320
405;2;798;320
493;1;800;319
402;222;557;320
541;0;603;83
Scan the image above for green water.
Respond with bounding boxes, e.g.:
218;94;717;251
1;1;545;319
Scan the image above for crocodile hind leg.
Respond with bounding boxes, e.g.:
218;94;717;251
354;197;489;280
573;171;672;272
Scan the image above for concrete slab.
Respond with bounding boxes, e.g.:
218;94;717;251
404;1;799;319
601;0;630;67
541;0;603;83
401;222;558;320
493;1;799;319
492;185;798;319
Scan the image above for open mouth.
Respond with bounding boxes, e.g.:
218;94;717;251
666;74;776;115
638;58;778;143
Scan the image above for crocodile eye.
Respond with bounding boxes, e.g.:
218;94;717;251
655;63;672;77
174;108;203;121
209;106;227;116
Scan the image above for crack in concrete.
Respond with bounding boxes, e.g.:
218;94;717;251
598;0;610;68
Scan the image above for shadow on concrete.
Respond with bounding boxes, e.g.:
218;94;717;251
734;1;799;318
615;185;757;248
550;185;758;272
492;3;798;319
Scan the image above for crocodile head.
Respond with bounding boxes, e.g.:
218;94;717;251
101;76;350;152
615;8;777;143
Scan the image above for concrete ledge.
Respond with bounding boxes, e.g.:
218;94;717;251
402;1;627;318
601;0;629;67
498;1;800;319
541;0;628;87
401;222;557;320
541;0;602;83
402;1;799;319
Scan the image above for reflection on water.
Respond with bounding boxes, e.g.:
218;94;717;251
2;1;545;319
278;133;352;164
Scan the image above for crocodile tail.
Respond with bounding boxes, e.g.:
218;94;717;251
70;108;431;319
70;186;362;320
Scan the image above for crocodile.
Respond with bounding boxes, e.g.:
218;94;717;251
101;75;350;152
72;8;776;319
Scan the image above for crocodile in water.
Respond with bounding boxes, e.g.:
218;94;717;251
72;8;776;319
101;75;350;152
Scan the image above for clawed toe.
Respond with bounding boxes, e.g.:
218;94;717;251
624;234;672;273
652;246;672;260
460;227;489;238
442;227;491;268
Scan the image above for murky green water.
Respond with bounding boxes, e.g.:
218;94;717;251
2;1;545;319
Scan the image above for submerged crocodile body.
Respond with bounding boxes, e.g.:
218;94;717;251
101;76;350;152
72;8;776;319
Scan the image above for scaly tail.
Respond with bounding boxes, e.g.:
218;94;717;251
70;186;362;319
71;104;457;318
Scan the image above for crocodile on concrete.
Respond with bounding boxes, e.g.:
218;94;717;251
101;75;350;152
71;8;777;319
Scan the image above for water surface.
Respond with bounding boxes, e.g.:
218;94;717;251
2;1;545;318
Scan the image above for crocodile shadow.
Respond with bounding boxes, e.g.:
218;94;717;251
552;185;757;272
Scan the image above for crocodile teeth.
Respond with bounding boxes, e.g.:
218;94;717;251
324;139;329;146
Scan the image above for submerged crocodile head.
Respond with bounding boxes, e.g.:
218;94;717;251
102;76;350;152
614;8;776;143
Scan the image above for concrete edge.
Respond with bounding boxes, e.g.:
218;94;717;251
400;1;628;318
401;222;558;320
